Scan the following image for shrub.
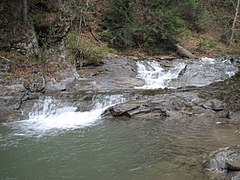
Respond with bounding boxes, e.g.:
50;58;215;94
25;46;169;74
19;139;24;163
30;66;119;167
66;31;114;65
196;37;217;54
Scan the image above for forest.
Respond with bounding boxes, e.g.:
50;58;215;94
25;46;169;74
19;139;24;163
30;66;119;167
1;0;240;58
0;0;240;91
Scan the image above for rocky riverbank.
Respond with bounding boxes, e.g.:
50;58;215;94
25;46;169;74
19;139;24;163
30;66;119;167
1;56;240;122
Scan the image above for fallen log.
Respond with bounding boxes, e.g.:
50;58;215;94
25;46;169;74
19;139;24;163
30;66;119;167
174;44;196;58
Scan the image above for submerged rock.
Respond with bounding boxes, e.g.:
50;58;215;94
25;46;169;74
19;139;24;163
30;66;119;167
0;110;26;122
226;160;240;171
203;144;240;179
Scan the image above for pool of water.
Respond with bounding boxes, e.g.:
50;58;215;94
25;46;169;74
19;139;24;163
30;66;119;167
1;116;239;180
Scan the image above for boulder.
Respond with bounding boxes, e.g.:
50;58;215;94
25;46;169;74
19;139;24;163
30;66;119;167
104;100;172;118
226;160;240;171
203;144;240;179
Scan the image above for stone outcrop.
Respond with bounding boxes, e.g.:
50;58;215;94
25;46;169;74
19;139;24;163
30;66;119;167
0;1;71;55
103;90;238;121
104;102;169;118
203;144;240;179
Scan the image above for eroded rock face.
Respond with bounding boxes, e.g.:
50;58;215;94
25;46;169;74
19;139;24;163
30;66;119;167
203;144;240;179
12;32;39;56
92;57;143;89
0;4;39;56
103;91;230;120
0;1;72;55
0;57;240;123
104;102;169;118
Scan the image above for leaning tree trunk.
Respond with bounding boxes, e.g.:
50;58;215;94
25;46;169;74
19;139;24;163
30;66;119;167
21;0;28;24
229;0;240;46
174;44;196;58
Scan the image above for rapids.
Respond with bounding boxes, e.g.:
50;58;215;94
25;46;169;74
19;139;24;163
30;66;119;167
135;57;238;89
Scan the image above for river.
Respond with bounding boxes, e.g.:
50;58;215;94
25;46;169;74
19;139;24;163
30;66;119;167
1;111;239;179
0;57;239;179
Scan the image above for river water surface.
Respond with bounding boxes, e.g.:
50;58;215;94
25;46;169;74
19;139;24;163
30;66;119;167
1;113;239;180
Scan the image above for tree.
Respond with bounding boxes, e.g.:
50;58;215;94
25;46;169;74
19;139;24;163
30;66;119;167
101;0;134;48
21;0;28;24
101;0;185;50
229;0;240;46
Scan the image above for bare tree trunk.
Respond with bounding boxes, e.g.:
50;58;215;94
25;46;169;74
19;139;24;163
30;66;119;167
229;0;240;46
174;44;196;58
21;0;28;24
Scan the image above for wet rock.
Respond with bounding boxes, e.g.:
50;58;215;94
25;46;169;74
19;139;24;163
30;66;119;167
201;99;224;112
228;113;240;125
203;144;240;179
0;109;26;122
226;160;240;171
104;91;219;119
108;103;140;117
104;100;172;118
178;64;187;76
232;172;240;180
216;110;232;119
92;58;143;89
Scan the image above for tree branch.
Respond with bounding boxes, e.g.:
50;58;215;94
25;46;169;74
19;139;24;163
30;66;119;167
229;0;240;46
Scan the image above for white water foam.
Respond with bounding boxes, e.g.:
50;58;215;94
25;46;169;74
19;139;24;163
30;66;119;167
201;57;216;64
6;95;126;136
135;61;186;89
135;58;238;89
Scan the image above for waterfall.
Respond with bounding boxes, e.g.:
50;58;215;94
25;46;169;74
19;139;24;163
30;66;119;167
6;95;126;136
135;58;238;89
135;61;186;89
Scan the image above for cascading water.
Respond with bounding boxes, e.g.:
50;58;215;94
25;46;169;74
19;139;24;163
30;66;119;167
135;57;238;89
135;61;186;89
6;95;126;136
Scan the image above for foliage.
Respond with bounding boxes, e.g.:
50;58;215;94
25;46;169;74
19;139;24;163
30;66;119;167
228;32;240;54
101;0;134;48
101;0;205;53
178;0;206;31
206;0;235;9
66;31;113;65
196;37;217;54
63;0;98;32
204;0;239;45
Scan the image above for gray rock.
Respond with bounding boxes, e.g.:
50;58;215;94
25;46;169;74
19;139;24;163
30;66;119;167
104;100;171;118
226;160;240;171
92;58;143;89
201;99;224;111
231;172;240;180
108;103;140;117
0;109;26;122
203;144;240;179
